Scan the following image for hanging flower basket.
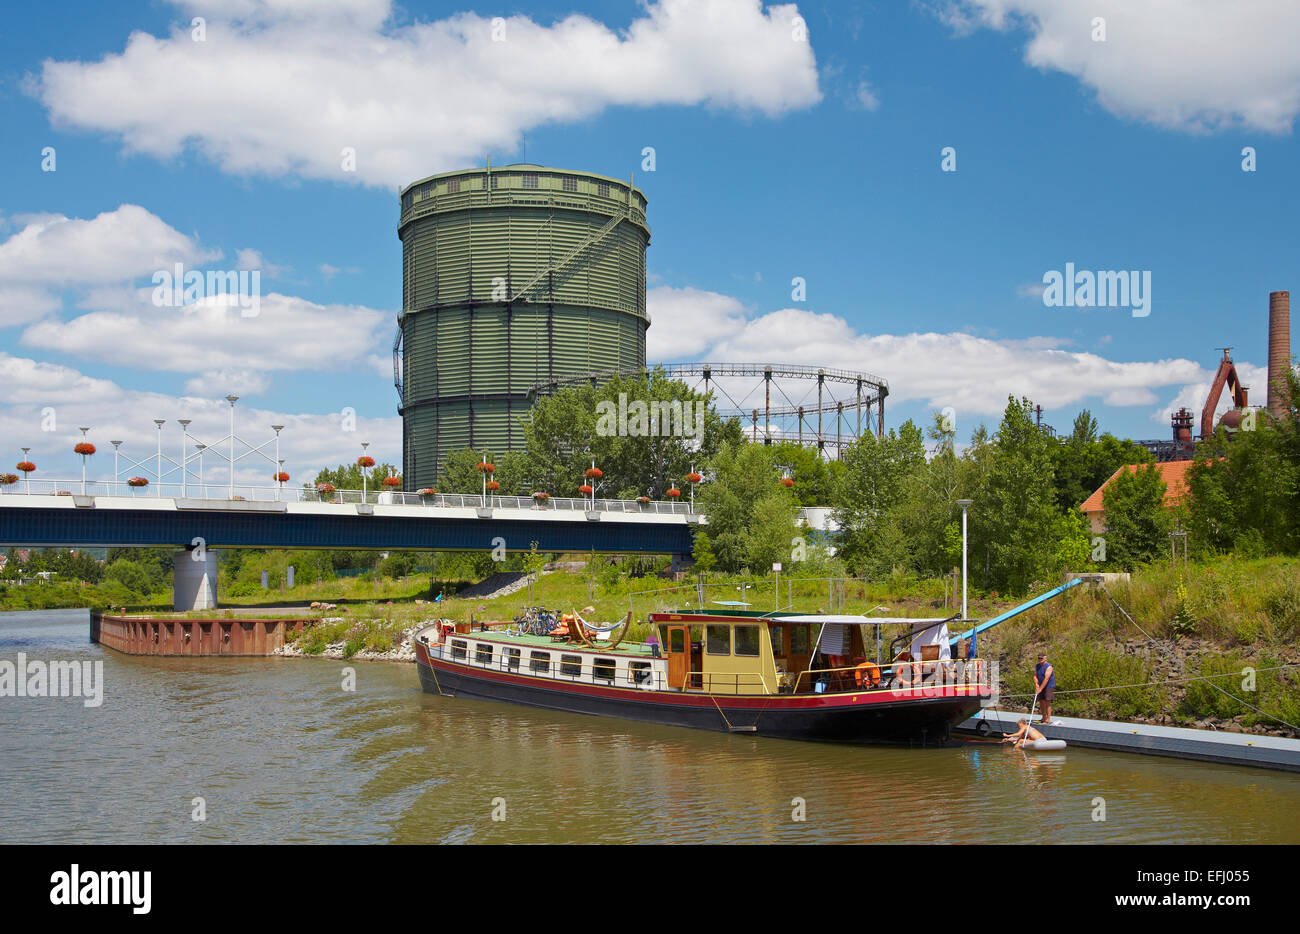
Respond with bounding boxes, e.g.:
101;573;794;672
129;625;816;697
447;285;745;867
486;480;500;491
418;488;438;497
0;474;17;486
686;472;703;484
357;455;375;468
636;496;651;505
579;484;594;496
532;491;549;501
74;442;96;456
584;467;603;480
16;461;36;474
476;461;495;473
127;477;149;488
780;476;794;488
316;483;336;498
666;487;681;498
275;472;290;483
382;476;401;488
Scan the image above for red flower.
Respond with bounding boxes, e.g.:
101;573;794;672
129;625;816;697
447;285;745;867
666;487;681;498
532;491;549;500
686;472;703;484
357;455;375;468
316;483;336;493
418;488;438;496
0;474;17;485
636;496;650;504
780;477;794;488
584;467;603;479
382;476;401;488
476;461;495;473
74;442;96;456
275;472;290;483
579;484;593;495
486;480;500;491
16;461;35;473
127;477;149;487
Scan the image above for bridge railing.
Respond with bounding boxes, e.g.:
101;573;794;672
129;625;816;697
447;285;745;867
0;480;699;516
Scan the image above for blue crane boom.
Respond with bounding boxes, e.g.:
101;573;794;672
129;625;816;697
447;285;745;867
949;576;1084;646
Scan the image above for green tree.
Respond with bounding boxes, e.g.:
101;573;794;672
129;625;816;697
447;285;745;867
832;419;926;576
1101;464;1173;569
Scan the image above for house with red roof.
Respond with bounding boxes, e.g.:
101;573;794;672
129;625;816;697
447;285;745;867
1079;460;1196;533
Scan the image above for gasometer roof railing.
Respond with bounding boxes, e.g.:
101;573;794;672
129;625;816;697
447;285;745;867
526;362;890;452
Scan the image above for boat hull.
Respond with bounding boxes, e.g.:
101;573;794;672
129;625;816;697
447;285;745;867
416;647;985;744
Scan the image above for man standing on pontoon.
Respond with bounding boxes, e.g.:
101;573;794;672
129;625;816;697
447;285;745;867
1034;652;1056;725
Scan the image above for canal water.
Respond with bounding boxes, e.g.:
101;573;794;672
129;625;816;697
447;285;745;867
3;608;1298;844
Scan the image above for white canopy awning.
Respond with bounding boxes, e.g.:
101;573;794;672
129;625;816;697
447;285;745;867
768;615;951;626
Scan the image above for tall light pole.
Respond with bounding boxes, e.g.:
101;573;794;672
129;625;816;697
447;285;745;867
196;443;207;495
361;441;370;500
272;425;284;501
178;419;191;497
20;447;31;494
78;427;91;494
111;440;123;495
226;395;239;498
153;419;165;496
956;499;973;623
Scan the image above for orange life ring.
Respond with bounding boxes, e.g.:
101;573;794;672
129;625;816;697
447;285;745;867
854;661;881;688
894;658;919;687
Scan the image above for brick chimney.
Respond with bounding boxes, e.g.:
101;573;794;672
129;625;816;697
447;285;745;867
1268;291;1292;420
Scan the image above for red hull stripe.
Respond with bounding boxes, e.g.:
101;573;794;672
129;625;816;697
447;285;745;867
416;644;988;710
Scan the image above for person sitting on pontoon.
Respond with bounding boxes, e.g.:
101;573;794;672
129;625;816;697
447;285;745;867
1000;718;1045;749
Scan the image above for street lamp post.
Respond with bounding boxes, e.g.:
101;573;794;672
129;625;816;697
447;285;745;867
272;425;284;501
956;499;973;622
20;447;31;494
111;441;123;496
226;394;239;498
196;443;207;495
361;441;370;501
154;419;165;496
78;427;91;494
177;419;191;497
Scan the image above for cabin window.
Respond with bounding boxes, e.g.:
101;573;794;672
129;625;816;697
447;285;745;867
791;626;810;654
475;643;493;665
735;625;760;657
668;628;685;654
503;647;521;671
769;627;784;654
560;654;583;677
450;639;467;660
529;651;550;674
706;625;731;655
593;658;617;683
522;173;539;189
628;661;652;686
562;176;577;192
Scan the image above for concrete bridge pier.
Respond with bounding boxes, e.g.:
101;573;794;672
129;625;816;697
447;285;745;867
174;547;219;611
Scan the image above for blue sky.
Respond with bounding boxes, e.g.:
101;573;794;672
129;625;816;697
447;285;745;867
1;0;1297;485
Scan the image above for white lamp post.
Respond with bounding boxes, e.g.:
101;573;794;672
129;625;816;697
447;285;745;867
110;441;123;496
226;394;239;498
272;425;284;501
196;443;207;495
178;419;191;497
78;427;92;494
956;499;973;621
21;447;31;494
154;419;165;496
361;441;370;501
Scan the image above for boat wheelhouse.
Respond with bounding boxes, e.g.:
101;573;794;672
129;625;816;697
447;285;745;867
414;608;992;743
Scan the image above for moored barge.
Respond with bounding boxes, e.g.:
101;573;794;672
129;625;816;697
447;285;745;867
414;609;991;743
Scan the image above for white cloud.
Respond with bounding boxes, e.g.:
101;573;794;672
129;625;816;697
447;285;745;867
33;0;822;189
945;1;1300;133
645;288;1223;421
20;289;390;375
184;369;272;397
0;351;399;486
646;285;752;360
0;205;219;328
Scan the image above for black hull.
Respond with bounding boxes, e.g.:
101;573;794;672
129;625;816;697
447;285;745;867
418;658;982;745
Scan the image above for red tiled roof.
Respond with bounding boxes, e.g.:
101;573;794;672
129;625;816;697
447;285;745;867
1079;460;1197;514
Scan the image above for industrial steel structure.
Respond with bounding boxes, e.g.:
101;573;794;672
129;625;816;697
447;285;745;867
529;362;889;455
396;165;650;488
